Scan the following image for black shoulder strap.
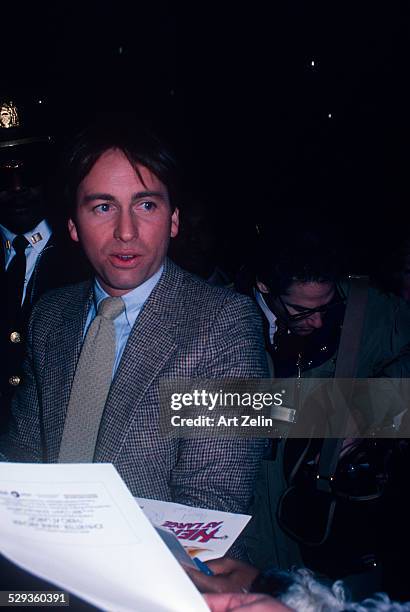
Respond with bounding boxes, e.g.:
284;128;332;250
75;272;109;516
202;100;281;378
316;276;369;493
334;276;369;378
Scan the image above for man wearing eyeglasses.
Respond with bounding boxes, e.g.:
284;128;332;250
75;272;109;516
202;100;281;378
255;276;346;379
260;282;337;335
248;231;352;381
240;226;410;597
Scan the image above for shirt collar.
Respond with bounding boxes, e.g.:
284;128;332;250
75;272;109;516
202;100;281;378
0;219;52;253
93;264;164;328
254;288;277;344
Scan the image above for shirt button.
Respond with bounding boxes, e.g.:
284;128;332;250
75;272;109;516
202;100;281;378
9;375;21;386
10;331;22;343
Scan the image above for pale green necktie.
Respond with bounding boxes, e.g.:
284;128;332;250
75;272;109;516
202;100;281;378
58;296;125;463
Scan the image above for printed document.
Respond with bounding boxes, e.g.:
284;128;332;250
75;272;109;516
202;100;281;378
0;462;208;612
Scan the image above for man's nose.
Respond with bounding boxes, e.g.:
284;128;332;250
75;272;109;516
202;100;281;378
307;312;323;329
114;211;138;242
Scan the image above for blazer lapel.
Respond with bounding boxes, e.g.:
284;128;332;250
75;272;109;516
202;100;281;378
42;282;93;460
95;260;184;462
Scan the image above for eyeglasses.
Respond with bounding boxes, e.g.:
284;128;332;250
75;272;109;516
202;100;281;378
277;291;345;323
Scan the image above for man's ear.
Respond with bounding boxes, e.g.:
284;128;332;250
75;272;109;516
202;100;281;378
256;280;270;293
170;207;179;238
68;218;79;243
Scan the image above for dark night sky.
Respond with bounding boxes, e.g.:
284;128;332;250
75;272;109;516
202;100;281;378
2;1;410;272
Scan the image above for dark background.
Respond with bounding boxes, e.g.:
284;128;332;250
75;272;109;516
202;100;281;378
2;1;409;275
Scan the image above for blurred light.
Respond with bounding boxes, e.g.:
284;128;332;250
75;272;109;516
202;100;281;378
310;59;315;67
38;100;43;104
327;113;333;119
118;46;124;55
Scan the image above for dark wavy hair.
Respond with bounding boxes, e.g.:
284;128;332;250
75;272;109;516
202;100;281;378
61;115;179;219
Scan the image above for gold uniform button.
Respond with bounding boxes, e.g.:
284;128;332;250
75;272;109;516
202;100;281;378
9;375;21;386
10;331;22;343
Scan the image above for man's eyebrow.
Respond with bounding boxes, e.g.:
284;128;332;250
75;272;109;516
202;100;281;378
131;190;167;200
83;193;116;203
82;191;167;203
284;296;335;310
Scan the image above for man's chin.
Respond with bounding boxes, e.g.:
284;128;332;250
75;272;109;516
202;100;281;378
97;271;150;296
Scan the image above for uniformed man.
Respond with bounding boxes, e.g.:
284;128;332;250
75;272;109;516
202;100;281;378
0;97;89;430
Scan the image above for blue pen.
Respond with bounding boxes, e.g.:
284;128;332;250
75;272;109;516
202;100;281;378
193;557;214;576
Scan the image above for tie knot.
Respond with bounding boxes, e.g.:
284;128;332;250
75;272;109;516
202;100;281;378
12;235;29;254
97;296;125;320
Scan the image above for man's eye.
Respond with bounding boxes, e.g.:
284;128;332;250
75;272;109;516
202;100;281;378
140;201;156;211
94;203;111;213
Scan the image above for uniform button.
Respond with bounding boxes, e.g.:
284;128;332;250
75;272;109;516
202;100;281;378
10;331;22;343
9;375;21;386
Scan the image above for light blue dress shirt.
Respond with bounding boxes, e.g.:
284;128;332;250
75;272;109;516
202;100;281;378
84;265;164;377
255;288;277;344
1;219;53;304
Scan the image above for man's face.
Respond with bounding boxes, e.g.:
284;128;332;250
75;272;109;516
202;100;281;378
68;148;179;297
0;163;45;234
263;281;336;336
0;147;49;233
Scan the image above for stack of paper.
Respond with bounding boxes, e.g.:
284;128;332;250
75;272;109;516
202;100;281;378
0;463;209;612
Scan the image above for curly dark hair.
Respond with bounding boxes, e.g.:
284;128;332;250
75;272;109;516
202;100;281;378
256;227;343;296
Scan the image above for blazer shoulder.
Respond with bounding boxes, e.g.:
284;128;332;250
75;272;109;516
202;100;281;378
31;280;92;318
178;266;259;321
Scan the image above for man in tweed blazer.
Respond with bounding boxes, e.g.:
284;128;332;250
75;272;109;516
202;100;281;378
1;119;268;521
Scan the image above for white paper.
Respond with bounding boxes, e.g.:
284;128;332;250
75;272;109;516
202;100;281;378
0;463;209;612
137;497;251;561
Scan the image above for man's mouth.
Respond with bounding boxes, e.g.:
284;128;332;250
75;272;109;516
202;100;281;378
110;253;141;266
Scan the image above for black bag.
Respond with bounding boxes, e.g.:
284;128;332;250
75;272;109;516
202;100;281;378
277;438;396;577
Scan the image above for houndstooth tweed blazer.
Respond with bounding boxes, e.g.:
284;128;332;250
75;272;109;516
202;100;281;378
2;258;269;514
